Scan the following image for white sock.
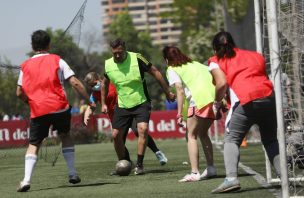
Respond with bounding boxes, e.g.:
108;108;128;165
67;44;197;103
62;147;76;176
226;177;237;181
23;154;37;183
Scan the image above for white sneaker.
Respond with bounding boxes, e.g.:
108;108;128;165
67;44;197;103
200;166;217;180
17;181;31;192
178;172;200;182
155;151;168;165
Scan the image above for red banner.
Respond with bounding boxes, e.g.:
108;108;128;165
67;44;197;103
0;110;225;148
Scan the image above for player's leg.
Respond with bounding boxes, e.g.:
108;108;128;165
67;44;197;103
178;115;201;182
255;95;280;176
122;123;131;162
112;106;133;161
54;108;80;184
17;116;50;192
212;103;251;193
197;117;216;179
135;121;148;174
133;101;151;175
131;119;167;165
113;128;127;160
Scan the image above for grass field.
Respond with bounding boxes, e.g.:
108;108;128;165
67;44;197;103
0;139;281;198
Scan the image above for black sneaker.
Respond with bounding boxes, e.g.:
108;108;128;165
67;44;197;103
69;175;81;184
17;181;31;192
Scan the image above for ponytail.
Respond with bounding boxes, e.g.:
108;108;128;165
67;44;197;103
212;31;236;59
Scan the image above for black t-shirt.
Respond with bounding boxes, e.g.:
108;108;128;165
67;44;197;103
104;53;152;101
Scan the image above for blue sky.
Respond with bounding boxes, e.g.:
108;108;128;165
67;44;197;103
0;0;103;65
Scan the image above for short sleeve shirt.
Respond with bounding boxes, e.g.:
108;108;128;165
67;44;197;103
17;54;75;86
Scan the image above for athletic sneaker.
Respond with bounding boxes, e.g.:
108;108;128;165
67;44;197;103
17;181;31;192
178;172;201;182
69;174;81;184
134;165;144;175
211;178;241;193
155;151;168;165
200;166;217;180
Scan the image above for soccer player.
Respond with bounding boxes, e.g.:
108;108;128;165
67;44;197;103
101;39;175;175
16;30;90;192
83;72;168;166
163;46;219;182
209;31;280;193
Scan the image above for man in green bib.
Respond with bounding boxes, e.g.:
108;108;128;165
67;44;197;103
101;39;175;175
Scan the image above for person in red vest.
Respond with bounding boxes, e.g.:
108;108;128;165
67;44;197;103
209;31;280;193
83;72;168;171
16;30;90;192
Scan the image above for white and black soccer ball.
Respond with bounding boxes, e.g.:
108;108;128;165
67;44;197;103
115;160;132;176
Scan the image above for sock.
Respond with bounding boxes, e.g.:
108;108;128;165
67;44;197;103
62;147;76;176
147;135;159;153
226;177;237;181
23;154;38;183
124;146;131;162
207;165;216;172
137;154;144;167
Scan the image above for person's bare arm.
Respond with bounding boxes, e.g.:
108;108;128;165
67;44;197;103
16;86;28;103
101;77;109;113
174;82;185;126
68;76;90;101
148;65;175;101
210;68;227;102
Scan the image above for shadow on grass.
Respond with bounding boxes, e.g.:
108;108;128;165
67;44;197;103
204;173;256;180
233;184;281;193
31;182;119;191
144;169;175;174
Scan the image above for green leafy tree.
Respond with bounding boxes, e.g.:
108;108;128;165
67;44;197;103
163;0;214;52
0;66;29;117
107;11;139;52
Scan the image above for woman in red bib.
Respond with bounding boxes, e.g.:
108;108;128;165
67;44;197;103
209;31;280;193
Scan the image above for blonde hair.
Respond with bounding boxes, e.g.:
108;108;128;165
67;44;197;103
84;72;100;84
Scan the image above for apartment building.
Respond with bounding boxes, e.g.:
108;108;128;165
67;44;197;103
101;0;181;46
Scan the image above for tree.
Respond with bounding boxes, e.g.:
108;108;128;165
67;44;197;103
107;11;139;52
0;64;29;117
163;0;214;52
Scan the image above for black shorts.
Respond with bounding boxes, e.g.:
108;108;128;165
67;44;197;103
29;108;71;145
112;101;151;130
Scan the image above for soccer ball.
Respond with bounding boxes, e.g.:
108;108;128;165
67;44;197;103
115;160;132;176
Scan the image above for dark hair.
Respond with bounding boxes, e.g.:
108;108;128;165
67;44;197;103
212;31;236;59
162;46;192;67
110;38;126;49
31;30;51;51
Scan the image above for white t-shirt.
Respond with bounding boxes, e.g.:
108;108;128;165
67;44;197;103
17;53;75;86
167;69;196;107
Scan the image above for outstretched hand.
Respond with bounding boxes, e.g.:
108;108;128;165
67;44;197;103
84;107;92;126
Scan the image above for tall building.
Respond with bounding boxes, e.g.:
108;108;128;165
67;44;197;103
101;0;181;46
